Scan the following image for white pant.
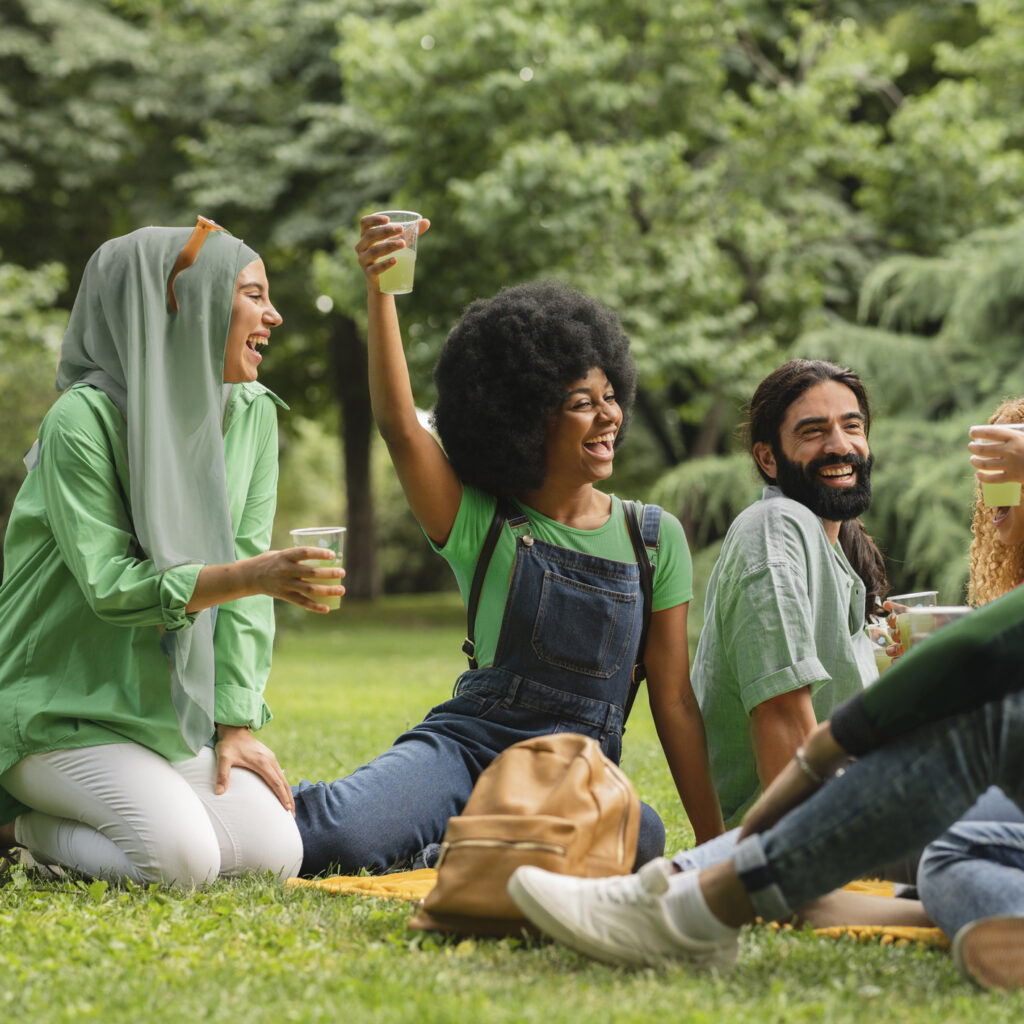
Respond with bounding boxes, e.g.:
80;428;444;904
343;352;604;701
2;743;303;888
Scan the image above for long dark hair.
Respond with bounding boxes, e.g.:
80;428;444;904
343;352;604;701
746;359;888;616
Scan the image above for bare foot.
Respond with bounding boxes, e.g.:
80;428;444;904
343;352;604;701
796;889;934;928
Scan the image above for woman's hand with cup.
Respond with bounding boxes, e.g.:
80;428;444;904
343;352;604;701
355;212;431;294
969;424;1024;486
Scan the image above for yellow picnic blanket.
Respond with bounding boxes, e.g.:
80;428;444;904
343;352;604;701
286;868;438;902
286;870;949;948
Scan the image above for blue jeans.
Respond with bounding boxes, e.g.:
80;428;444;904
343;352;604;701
731;688;1024;921
915;787;1024;937
293;672;666;875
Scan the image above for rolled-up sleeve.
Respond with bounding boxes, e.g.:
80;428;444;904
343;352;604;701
731;559;830;714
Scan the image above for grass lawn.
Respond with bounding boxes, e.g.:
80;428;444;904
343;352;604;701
2;594;1021;1023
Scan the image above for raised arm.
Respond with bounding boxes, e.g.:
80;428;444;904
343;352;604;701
645;603;725;844
354;214;462;546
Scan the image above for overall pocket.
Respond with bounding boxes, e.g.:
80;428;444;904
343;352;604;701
532;570;638;678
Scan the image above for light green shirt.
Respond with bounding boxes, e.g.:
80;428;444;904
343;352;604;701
0;382;284;824
691;486;877;826
432;486;694;668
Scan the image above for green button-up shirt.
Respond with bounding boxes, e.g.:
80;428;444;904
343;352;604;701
691;486;877;826
0;382;284;824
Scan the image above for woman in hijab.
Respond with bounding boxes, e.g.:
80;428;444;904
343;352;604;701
0;219;344;887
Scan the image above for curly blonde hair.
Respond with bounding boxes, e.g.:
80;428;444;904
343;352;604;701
968;397;1024;606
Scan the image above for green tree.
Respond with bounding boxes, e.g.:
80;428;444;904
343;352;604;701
0;257;67;576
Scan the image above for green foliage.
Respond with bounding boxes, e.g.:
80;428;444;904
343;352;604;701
0;257;67;571
3;0;1024;596
272;415;347;551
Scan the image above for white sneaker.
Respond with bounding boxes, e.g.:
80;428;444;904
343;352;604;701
953;916;1024;990
508;858;739;970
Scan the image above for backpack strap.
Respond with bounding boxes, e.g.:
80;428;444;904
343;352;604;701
462;498;525;669
622;500;662;725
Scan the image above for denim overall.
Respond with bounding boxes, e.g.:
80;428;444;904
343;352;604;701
294;503;665;876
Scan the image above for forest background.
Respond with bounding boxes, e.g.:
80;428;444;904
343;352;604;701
3;0;1024;619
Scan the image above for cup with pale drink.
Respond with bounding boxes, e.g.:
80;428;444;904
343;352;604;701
970;424;1024;508
372;210;422;295
289;526;346;610
882;591;938;653
896;605;973;651
865;622;894;675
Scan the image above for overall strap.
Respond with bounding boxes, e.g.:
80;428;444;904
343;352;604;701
623;500;662;724
462;498;525;669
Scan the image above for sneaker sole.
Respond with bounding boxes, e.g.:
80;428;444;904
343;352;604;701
507;872;736;971
953;916;1024;990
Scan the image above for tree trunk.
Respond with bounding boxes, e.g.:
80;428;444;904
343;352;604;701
634;387;681;466
330;316;379;600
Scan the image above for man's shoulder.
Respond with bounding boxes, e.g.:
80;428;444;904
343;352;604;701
725;488;821;546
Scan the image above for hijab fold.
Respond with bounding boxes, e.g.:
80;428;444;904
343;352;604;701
56;226;259;752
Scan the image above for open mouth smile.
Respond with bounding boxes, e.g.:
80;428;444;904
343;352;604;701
583;432;616;457
246;334;268;363
819;464;856;486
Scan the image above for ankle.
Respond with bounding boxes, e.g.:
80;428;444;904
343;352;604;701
699;861;756;929
663;870;740;943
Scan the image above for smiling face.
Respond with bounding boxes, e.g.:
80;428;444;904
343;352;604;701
222;258;282;383
542;367;622;488
754;379;872;528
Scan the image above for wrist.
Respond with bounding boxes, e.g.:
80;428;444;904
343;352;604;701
216;723;252;740
801;723;848;777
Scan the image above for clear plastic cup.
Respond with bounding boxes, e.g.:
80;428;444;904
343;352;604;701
289;526;346;610
372;210;421;295
896;604;972;651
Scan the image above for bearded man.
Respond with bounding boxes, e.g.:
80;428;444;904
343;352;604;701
692;359;888;827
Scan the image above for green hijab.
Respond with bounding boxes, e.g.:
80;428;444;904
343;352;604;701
55;225;259;753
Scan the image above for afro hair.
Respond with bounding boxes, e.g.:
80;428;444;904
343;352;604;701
432;280;636;497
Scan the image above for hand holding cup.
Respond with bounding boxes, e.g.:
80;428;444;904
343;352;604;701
969;424;1024;508
289;527;347;612
356;212;431;296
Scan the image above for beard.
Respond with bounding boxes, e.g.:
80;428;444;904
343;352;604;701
773;448;874;522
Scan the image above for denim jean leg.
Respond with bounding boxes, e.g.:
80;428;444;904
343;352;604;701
636;802;667;869
917;819;1024;938
736;691;1024;916
292;731;479;876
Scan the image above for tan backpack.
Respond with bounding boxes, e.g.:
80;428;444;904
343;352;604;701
408;733;641;937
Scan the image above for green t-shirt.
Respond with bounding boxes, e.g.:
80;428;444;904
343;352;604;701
0;383;284;823
432;485;693;669
691;486;877;826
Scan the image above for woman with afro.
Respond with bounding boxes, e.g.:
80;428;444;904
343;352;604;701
290;214;725;877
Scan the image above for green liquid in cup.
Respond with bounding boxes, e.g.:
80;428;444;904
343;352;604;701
981;480;1022;508
301;558;341;610
897;612;918;651
873;647;891;675
378;246;417;295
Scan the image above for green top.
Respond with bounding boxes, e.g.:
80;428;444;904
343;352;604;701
431;485;694;668
0;382;284;825
691;486;877;826
53;225;259;750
